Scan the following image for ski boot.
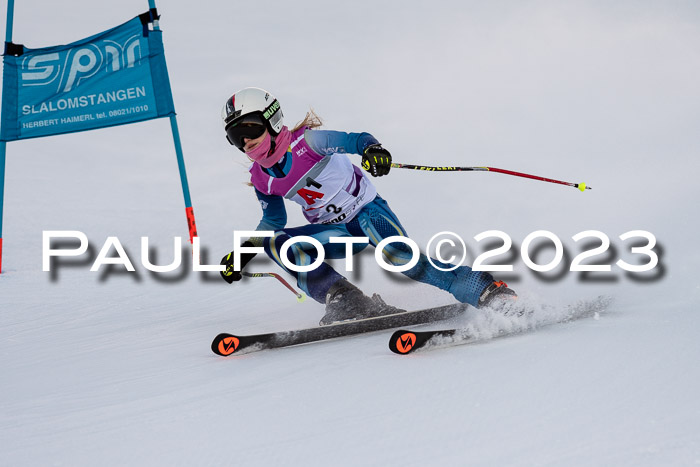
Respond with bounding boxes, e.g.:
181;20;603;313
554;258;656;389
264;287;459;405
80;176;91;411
478;280;518;311
320;279;406;325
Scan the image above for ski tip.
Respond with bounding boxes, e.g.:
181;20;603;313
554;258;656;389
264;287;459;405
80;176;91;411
211;333;241;356
389;330;419;355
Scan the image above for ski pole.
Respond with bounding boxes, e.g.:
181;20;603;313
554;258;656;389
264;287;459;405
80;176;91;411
243;272;307;303
391;163;591;192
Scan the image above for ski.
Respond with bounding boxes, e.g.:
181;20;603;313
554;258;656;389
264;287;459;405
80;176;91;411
212;303;468;356
389;296;613;355
389;328;459;354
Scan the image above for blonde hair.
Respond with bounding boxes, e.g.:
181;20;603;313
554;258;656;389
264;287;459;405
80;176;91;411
292;108;323;132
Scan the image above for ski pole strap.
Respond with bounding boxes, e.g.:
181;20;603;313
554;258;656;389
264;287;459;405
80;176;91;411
390;163;591;192
242;272;307;303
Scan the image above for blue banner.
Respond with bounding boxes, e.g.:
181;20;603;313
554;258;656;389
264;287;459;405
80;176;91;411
1;14;175;141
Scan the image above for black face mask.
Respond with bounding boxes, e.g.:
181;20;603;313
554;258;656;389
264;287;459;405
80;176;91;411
225;114;267;150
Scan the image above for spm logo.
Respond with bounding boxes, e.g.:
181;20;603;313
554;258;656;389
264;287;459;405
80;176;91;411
0;14;175;142
20;35;143;93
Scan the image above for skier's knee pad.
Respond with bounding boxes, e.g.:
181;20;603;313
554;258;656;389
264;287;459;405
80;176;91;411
264;231;316;268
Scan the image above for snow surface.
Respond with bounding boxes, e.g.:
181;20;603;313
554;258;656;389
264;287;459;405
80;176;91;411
2;1;700;465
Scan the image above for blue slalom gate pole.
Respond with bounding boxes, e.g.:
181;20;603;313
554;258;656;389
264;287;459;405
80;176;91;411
148;0;197;242
0;142;6;274
0;0;16;273
169;114;198;242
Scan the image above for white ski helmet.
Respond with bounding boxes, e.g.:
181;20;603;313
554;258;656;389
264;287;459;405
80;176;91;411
221;87;284;146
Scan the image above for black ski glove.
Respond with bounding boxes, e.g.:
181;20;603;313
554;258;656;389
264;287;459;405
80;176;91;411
220;241;257;283
362;144;392;177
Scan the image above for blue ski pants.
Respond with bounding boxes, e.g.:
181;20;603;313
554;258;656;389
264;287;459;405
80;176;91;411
262;196;493;305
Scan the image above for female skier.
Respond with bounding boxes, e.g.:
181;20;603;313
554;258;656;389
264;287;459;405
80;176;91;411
219;87;515;325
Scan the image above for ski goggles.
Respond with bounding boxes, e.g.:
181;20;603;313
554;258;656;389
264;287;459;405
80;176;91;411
225;114;267;150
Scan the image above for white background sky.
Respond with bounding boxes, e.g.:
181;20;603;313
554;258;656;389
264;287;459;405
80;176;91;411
1;1;699;465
